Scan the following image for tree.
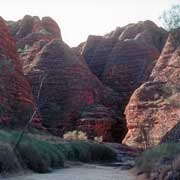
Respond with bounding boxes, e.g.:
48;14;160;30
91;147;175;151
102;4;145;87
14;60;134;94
160;4;180;30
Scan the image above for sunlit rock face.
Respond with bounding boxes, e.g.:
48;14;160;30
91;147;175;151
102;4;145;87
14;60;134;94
123;29;180;148
0;17;37;127
79;20;167;142
81;21;167;108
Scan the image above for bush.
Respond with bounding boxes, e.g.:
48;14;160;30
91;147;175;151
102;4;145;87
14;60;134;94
18;142;51;173
0;143;20;173
67;141;116;162
69;141;92;162
94;136;103;143
0;130;117;173
57;143;76;160
136;142;180;174
0;131;65;173
16;135;65;172
90;142;117;161
63;130;88;141
57;141;116;162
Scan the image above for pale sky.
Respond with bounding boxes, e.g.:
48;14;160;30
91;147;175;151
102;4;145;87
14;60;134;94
1;0;180;46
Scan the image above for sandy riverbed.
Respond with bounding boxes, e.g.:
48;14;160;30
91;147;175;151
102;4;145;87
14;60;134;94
3;164;135;180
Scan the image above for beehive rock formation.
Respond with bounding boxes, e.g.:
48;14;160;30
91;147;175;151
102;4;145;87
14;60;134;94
0;17;36;126
8;15;61;48
7;15;62;74
8;15;125;141
7;16;170;142
82;21;167;107
26;39;122;140
123;29;180;148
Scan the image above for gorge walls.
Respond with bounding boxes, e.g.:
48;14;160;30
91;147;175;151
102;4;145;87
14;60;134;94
123;29;180;148
0;17;37;127
4;15;178;146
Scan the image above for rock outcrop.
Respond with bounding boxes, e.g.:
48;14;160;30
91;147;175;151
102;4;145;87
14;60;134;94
26;39;122;140
8;15;61;48
7;15;126;141
0;17;36;126
82;21;167;107
7;16;170;143
123;29;180;148
7;15;62;74
77;104;120;141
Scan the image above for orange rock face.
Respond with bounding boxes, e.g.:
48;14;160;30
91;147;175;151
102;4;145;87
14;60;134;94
81;21;167;142
8;15;124;141
7;15;62;74
77;104;119;141
0;17;36;126
7;16;171;143
123;29;180;148
26;39;122;140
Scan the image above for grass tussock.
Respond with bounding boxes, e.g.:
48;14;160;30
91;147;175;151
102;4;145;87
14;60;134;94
0;143;21;173
136;142;180;175
0;130;116;174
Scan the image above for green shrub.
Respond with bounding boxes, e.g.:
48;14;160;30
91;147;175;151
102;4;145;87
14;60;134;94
69;141;92;162
56;143;76;160
136;142;180;173
39;143;65;168
0;143;20;173
18;142;51;173
66;141;116;162
90;143;117;161
0;130;117;173
17;137;65;172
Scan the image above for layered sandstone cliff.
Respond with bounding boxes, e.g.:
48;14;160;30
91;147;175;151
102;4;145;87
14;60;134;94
123;29;180;148
8;15;61;48
7;16;171;143
0;17;36;126
7;15;62;74
26;39;122;140
8;16;123;141
81;21;167;107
